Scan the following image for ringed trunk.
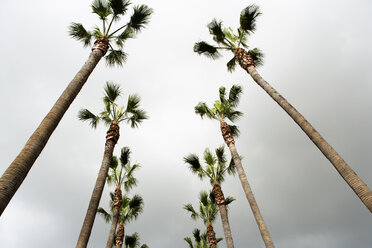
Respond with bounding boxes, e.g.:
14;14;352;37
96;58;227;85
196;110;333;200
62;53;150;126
0;37;109;216
235;48;372;213
206;221;217;248
106;185;122;248
213;181;235;248
220;119;275;248
116;222;125;248
76;122;120;248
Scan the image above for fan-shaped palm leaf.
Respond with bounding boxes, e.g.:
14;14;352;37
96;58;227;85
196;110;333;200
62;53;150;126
68;23;92;47
129;5;153;32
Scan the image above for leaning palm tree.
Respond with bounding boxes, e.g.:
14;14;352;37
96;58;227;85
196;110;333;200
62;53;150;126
194;4;372;212
184;228;223;248
124;232;149;248
105;147;140;248
184;191;230;248
0;0;153;215
184;146;235;248
195;85;274;247
77;82;147;248
97;194;144;248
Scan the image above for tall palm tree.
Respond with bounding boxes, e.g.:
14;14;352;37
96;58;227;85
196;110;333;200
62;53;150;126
0;0;153;216
184;146;236;248
97;194;144;248
193;4;372;212
77;82;147;248
184;191;230;248
105;147;140;248
195;85;274;248
184;228;223;248
124;232;149;248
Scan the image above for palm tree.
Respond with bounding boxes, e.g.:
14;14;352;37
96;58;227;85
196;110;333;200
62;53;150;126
195;85;274;247
184;191;231;248
193;4;372;213
184;146;235;248
184;228;223;248
0;0;153;216
124;232;149;248
105;147;140;248
77;82;147;248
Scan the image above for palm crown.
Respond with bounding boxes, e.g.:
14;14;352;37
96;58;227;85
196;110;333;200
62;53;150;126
193;4;264;71
184;146;236;185
124;232;148;248
195;85;243;137
184;228;222;248
107;147;140;192
78;82;148;129
69;0;153;66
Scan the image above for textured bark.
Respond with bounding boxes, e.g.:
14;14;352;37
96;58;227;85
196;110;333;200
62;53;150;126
106;186;122;248
213;181;234;248
236;47;372;213
206;222;217;248
0;38;109;216
76;123;120;248
220;120;234;146
116;222;125;248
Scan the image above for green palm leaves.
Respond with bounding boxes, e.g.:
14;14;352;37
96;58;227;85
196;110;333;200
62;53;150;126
78;82;148;128
69;0;153;66
184;228;222;248
184;191;219;225
184;146;235;185
193;4;264;71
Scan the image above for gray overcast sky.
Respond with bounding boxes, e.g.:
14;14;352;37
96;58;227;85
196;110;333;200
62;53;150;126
1;0;372;247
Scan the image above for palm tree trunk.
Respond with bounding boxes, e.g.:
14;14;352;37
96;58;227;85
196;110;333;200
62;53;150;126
220;119;274;248
213;182;234;248
0;38;109;216
116;222;125;248
236;48;372;213
76;122;120;248
206;221;217;248
106;186;122;248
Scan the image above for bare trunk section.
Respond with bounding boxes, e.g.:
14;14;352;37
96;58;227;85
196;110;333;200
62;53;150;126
0;39;109;216
206;221;217;248
236;47;372;213
76;123;120;248
106;186;122;248
213;182;234;248
116;222;125;248
220;119;274;248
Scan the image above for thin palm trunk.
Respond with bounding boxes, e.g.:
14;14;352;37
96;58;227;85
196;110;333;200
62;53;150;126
220;119;274;248
106;186;122;248
206;221;217;248
116;222;125;248
77;122;120;248
236;48;372;212
213;182;234;248
0;39;109;216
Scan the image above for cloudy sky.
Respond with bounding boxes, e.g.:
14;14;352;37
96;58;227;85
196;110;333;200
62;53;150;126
1;0;372;247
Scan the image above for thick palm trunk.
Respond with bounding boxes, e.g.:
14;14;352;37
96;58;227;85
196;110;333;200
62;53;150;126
235;48;372;213
116;222;125;248
76;122;120;248
213;182;234;248
206;221;217;248
0;37;109;216
220;120;274;248
106;185;122;248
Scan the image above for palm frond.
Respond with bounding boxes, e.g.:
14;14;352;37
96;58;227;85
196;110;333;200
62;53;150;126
240;4;262;33
215;145;226;164
228;85;243;107
120;146;131;165
229;124;240;138
128;4;153;32
225;109;243;122
225;196;235;206
97;207;112;223
227;56;237;72
193;41;221;60
216;237;223;243
109;0;130;17
192;228;202;242
125;232;139;248
127;109;148;128
126;94;141;113
124;177;138;192
68;23;92;47
184;154;204;179
104;81;122;104
105;49;128;67
91;0;112;20
203;149;215;166
184;204;198;220
219;86;226;103
208;19;225;43
116;27;135;48
92;25;104;39
184;237;194;248
248;48;264;67
140;245;149;248
78;109;99;128
226;158;236;176
194;102;214;119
